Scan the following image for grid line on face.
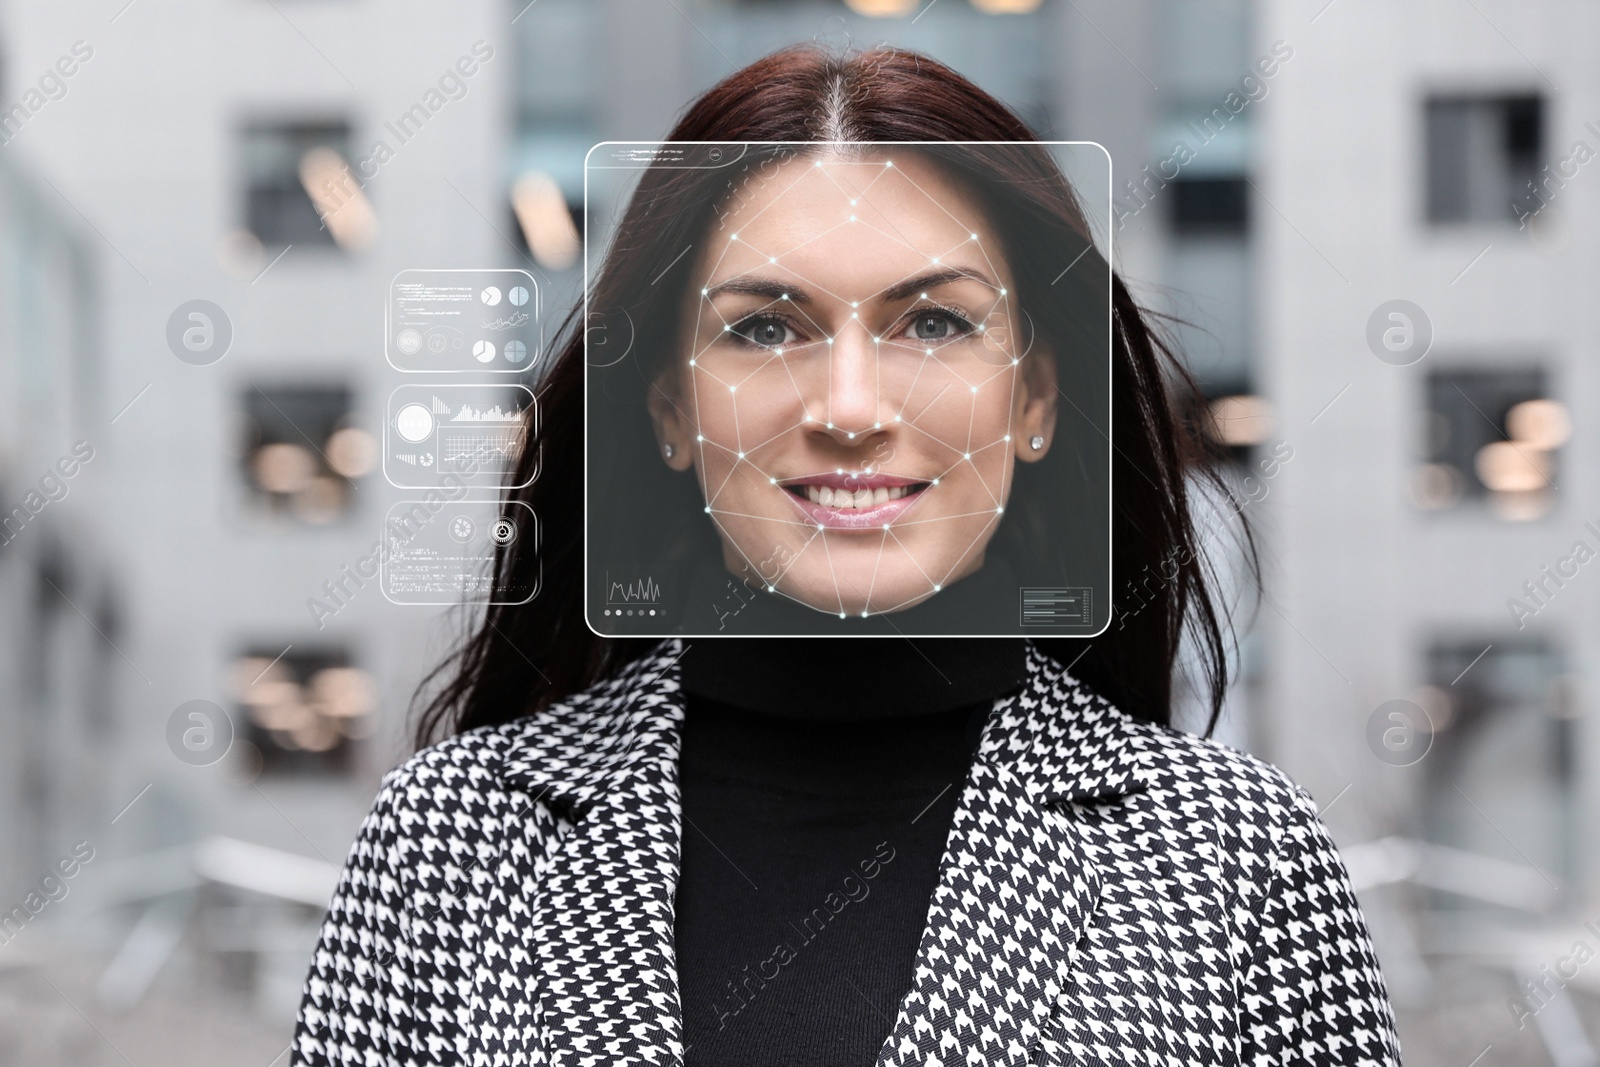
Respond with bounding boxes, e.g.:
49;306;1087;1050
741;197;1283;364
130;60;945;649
680;152;1031;617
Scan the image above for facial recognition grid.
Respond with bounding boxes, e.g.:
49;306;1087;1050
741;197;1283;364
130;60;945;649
585;143;1112;637
380;268;540;607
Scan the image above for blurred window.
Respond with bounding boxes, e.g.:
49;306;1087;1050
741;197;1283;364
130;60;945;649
240;384;376;523
1418;641;1576;904
1416;368;1564;519
1169;176;1248;236
240;120;353;247
231;647;376;776
1424;94;1543;224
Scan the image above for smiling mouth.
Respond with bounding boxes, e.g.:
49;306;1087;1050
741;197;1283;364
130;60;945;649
775;473;934;528
786;482;930;509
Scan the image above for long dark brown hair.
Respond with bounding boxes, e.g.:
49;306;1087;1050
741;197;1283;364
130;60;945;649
412;44;1249;746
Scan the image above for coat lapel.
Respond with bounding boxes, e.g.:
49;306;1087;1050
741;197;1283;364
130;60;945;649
487;640;690;1067
876;642;1158;1067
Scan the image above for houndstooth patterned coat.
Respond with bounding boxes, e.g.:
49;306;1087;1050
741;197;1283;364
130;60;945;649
291;640;1401;1066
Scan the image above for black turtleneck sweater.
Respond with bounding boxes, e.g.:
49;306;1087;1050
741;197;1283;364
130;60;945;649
674;638;1030;1067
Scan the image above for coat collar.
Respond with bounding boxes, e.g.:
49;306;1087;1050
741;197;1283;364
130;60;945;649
487;638;1163;1066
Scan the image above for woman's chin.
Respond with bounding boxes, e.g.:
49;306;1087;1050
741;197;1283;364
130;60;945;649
773;574;942;618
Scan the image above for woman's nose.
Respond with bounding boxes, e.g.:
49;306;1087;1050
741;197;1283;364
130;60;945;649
819;319;880;439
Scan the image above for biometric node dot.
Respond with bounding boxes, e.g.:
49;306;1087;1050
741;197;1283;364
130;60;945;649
874;422;881;429
769;477;777;484
849;215;856;221
1004;434;1011;441
873;337;880;344
925;348;933;355
932;478;940;485
818;523;826;530
934;584;942;591
838;612;847;618
893;415;902;421
827;422;835;429
723;325;731;332
767;585;775;591
850;199;857;205
885;161;893;168
921;292;928;299
1000;288;1007;295
977;325;985;332
1011;359;1018;365
737;452;745;459
996;506;1004;513
690;359;697;366
970;386;977;393
826;338;834;345
851;312;858;318
769;257;777;264
847;432;856;439
704;506;711;513
781;294;789;300
932;257;940;264
731;233;739;240
861;610;869;617
702;288;709;295
774;347;784;356
970;233;978;240
963;453;971;460
729;385;737;392
836;468;844;474
696;434;705;441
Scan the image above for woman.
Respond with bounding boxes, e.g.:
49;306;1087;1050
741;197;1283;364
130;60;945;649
291;46;1401;1067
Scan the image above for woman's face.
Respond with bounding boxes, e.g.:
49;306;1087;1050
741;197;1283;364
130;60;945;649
649;149;1057;617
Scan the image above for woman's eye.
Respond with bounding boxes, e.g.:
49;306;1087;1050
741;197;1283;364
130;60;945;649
732;318;793;347
903;310;970;342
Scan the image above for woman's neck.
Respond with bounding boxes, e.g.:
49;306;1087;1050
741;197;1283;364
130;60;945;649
678;637;1030;720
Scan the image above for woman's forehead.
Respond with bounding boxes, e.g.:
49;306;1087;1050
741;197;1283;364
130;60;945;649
698;153;1002;297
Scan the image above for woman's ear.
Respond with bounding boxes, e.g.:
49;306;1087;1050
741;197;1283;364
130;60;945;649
646;368;696;471
1013;347;1059;463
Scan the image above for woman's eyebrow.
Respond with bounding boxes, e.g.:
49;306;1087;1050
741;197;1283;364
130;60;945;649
880;266;998;302
703;277;812;303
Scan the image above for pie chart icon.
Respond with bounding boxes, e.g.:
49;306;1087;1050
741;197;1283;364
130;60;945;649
474;340;496;363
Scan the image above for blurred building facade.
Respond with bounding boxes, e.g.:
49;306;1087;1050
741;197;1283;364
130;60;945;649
0;0;1592;1062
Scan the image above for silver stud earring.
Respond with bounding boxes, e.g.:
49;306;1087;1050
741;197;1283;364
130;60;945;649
663;443;676;459
1029;435;1044;451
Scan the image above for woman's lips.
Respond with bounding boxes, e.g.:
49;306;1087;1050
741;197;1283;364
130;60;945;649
779;477;931;529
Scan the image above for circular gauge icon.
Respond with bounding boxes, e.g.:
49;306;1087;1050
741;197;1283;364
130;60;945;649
505;340;528;363
395;403;434;443
490;517;517;545
396;329;422;355
509;286;530;306
427;332;447;353
481;286;502;306
474;340;496;363
449;515;476;543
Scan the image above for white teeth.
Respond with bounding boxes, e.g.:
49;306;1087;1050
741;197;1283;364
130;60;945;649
802;484;913;508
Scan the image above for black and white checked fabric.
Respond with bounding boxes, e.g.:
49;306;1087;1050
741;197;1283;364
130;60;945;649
291;640;1401;1066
